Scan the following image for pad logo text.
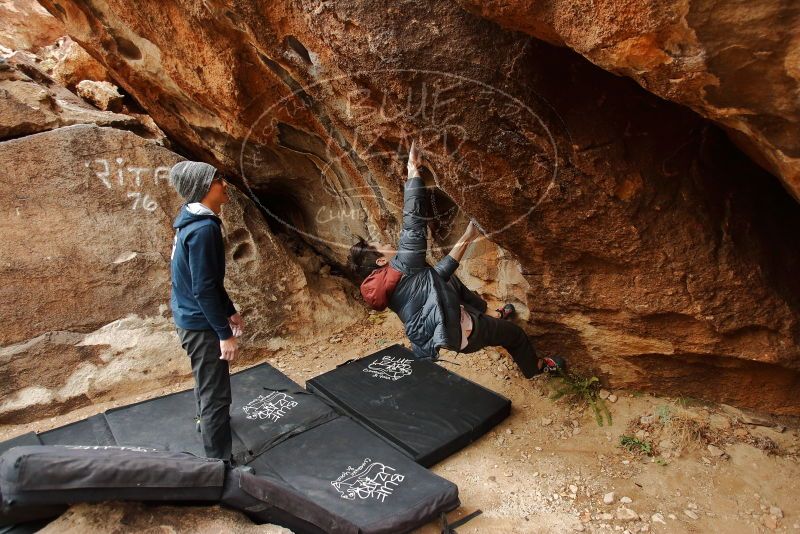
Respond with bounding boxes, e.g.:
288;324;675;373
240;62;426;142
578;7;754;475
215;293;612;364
363;356;413;381
242;392;298;422
331;458;405;502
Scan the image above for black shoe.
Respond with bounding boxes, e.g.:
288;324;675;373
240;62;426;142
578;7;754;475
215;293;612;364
539;355;566;374
495;303;516;320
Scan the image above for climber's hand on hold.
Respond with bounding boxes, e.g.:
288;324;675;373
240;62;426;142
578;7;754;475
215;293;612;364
463;220;481;243
447;221;481;263
407;139;422;179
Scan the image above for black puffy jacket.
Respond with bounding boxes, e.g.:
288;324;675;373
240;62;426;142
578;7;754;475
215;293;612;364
387;177;486;359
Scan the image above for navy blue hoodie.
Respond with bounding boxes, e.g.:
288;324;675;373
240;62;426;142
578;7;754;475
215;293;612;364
170;205;236;339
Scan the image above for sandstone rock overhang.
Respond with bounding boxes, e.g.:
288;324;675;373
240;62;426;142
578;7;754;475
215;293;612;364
25;0;800;414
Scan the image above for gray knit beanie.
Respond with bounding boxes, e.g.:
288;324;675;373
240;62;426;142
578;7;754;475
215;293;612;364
169;160;217;203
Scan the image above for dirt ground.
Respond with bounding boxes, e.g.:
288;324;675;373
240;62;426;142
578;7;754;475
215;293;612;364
3;311;799;534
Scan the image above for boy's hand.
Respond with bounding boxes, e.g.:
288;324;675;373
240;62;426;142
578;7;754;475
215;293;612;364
229;312;244;337
220;337;238;361
407;140;422;178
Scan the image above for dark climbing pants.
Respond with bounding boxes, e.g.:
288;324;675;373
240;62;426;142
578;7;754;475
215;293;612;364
177;327;232;460
461;311;539;378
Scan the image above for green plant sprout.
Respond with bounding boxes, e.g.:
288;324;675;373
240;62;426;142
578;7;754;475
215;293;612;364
620;435;653;456
549;372;612;427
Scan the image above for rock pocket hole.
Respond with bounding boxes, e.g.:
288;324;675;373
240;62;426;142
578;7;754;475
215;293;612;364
232;242;254;262
227;228;254;262
284;35;313;65
114;34;142;61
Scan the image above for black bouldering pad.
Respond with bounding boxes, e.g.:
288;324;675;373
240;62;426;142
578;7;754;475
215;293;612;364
228;363;338;461
38;414;115;447
0;434;39;457
104;388;215;457
0;445;225;510
307;344;511;466
0;357;465;533
104;363;336;463
246;417;459;534
221;468;329;534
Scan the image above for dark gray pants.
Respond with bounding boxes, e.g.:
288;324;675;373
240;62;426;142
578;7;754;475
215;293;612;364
461;311;539;378
177;327;232;460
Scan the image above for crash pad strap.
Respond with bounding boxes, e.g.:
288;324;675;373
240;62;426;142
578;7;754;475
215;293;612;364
440;509;482;533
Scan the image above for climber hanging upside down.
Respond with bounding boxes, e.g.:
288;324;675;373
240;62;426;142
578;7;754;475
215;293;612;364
348;141;566;378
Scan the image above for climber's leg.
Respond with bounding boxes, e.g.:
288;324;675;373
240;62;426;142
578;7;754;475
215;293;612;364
461;312;539;377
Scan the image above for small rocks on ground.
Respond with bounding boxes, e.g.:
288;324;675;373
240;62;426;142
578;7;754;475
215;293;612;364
709;414;731;430
620;496;632;504
651;513;666;524
762;515;778;530
770;506;783;518
599;389;610;399
684;510;699;520
616;507;639;521
608;394;618;402
603;492;615;504
707;444;725;457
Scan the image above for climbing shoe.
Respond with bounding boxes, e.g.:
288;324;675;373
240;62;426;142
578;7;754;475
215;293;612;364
539;355;566;374
495;303;516;320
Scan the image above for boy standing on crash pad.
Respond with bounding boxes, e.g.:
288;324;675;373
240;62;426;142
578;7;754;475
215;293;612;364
348;141;565;378
169;161;244;461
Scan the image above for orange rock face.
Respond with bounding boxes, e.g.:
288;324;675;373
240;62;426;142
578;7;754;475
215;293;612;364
35;0;800;414
0;58;363;422
457;0;800;202
0;0;63;52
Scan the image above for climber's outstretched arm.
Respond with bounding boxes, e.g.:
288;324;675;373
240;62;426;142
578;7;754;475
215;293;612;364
391;141;428;274
432;221;480;281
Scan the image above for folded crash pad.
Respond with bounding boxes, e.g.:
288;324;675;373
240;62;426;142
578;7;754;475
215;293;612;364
307;344;511;466
0;445;225;509
244;417;459;534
